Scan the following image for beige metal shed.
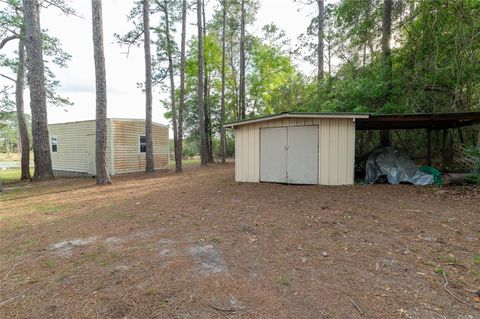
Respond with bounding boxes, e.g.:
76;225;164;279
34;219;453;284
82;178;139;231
48;118;169;177
225;113;369;185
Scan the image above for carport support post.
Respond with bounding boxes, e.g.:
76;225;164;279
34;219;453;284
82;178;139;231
441;129;448;171
427;129;432;166
475;128;480;174
476;127;479;149
380;130;390;147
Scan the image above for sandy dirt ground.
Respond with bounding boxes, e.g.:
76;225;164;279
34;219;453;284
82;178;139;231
1;164;479;318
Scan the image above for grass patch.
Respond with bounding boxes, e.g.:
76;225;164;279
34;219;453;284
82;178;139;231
210;236;222;244
434;267;445;275
168;158;200;169
470;269;480;279
41;259;56;269
0;168;34;184
145;287;157;296
440;254;460;265
423;260;437;268
474;255;480;265
276;274;290;286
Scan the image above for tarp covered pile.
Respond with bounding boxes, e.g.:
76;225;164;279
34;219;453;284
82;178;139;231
365;147;434;185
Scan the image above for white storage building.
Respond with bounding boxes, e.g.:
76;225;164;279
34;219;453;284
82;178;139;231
48;119;169;176
225;112;369;185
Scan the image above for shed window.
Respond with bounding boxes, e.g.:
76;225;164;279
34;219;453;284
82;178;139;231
139;136;146;153
51;136;58;152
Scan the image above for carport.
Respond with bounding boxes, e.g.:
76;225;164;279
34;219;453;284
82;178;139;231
225;111;480;185
356;112;480;169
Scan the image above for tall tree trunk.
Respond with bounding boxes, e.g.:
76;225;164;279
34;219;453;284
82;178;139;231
363;1;371;67
23;0;53;180
206;78;213;162
197;0;207;166
164;4;179;172
229;51;239;119
327;39;331;78
92;0;111;185
381;0;393;95
143;0;155;173
177;0;187;172
362;42;367;67
201;0;213;162
317;0;324;82
239;0;246;120
16;35;31;180
380;0;393;146
220;0;227;163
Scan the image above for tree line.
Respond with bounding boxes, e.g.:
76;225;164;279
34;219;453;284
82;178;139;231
1;0;479;184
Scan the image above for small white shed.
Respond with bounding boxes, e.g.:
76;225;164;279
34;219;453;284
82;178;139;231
48;118;169;177
225;112;369;185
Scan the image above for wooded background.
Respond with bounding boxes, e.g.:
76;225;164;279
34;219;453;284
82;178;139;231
1;0;479;182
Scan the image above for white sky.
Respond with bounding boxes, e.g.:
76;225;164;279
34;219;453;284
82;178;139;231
0;0;318;126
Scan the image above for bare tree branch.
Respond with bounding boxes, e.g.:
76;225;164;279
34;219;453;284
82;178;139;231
0;34;19;50
0;73;16;82
40;0;84;19
121;31;144;57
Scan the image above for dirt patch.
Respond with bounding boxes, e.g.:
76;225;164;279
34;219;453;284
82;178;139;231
188;244;228;275
1;164;479;318
50;237;97;256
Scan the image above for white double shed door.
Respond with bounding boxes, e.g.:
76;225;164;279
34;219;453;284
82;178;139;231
260;125;319;184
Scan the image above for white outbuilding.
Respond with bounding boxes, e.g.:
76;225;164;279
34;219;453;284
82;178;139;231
225;112;369;185
48;118;169;177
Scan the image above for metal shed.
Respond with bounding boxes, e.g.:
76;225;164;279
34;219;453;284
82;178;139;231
225;113;369;185
48;118;169;177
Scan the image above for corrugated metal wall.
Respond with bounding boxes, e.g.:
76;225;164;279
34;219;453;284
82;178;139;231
234;118;356;185
48;120;113;174
112;119;169;174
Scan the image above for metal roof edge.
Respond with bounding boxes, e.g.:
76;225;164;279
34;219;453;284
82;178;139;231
48;118;169;128
223;112;370;128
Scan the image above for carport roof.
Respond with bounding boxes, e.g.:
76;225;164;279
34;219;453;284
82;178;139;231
224;112;369;128
356;111;480;130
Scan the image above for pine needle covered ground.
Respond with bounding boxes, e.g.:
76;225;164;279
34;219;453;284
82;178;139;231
1;164;479;318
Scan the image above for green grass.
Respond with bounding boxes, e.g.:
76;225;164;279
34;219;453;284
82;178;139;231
0;168;34;184
168;158;201;169
276;274;290;286
474;255;480;265
210;236;222;244
0;159;201;183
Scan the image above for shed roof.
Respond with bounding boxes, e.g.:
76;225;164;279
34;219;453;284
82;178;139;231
224;112;369;128
48;118;169;128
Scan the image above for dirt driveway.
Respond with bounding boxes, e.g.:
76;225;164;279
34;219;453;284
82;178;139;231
1;164;479;318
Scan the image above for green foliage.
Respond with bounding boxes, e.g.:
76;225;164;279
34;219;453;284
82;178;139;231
0;111;32;153
167;0;479;162
0;0;74;110
169;136;200;159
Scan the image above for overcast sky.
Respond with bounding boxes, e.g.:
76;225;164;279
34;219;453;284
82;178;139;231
0;0;319;125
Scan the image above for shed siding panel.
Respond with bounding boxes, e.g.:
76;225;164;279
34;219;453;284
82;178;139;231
253;124;260;181
235;128;240;180
338;120;347;184
319;119;329;184
235;117;355;185
112;120;169;174
48;121;113;174
346;120;355;183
